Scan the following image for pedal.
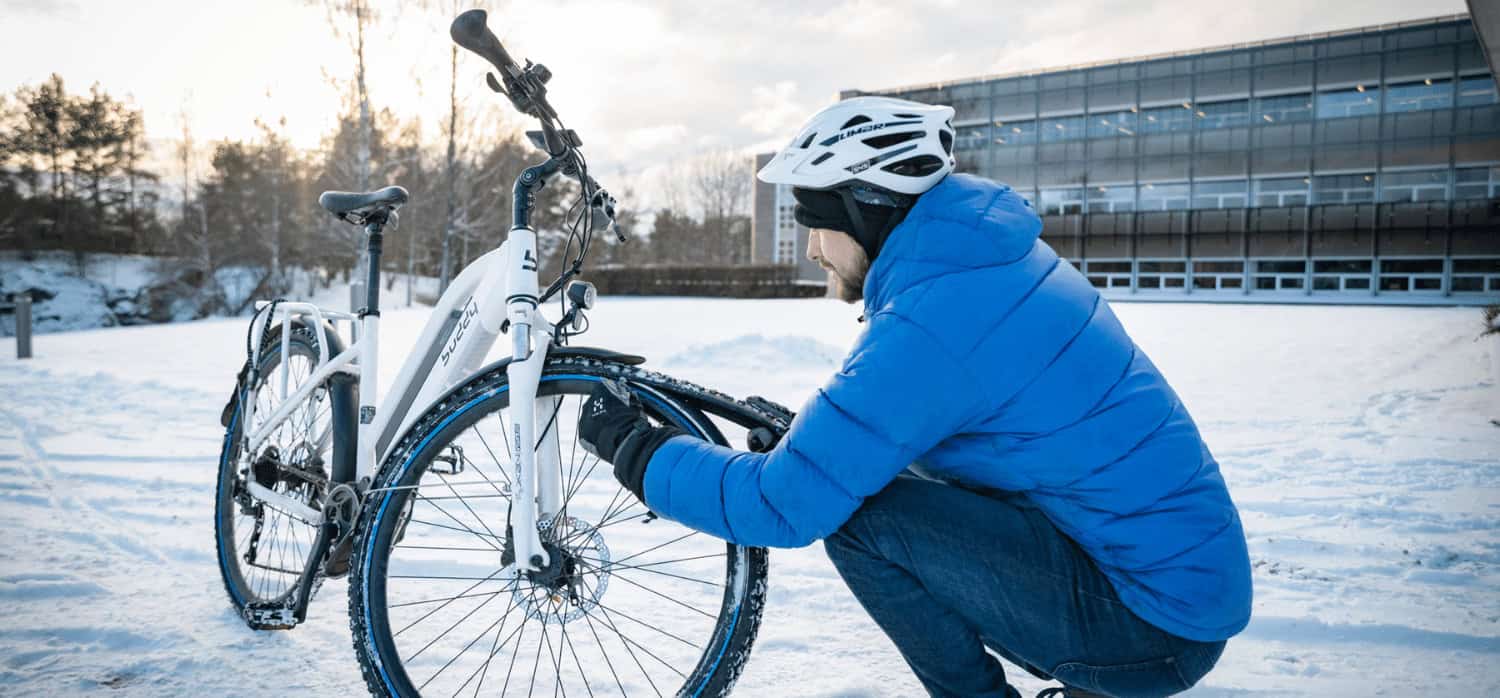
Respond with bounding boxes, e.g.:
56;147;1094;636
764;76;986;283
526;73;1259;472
243;602;300;630
431;444;467;476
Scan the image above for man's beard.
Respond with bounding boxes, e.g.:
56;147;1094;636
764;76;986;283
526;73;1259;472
826;266;865;303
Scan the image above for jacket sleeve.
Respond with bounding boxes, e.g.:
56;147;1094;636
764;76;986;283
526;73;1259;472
641;311;984;548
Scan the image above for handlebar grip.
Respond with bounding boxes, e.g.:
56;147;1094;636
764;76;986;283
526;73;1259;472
450;9;519;78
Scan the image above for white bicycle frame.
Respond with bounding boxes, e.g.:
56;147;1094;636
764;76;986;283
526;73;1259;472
241;224;562;572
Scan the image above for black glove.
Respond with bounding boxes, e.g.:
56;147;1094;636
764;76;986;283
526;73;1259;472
577;379;681;502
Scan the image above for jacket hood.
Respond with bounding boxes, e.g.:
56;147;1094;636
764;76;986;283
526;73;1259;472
862;174;1044;312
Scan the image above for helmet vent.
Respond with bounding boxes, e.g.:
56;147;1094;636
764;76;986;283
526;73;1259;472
938;130;954;154
799;132;817;149
810;152;834;166
840;115;873;129
893;113;920;118
863;131;923;149
882;154;946;177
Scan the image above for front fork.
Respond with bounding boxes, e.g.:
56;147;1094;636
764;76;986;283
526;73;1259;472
504;226;565;573
504;326;565;572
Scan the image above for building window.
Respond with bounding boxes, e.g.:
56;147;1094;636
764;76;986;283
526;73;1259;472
1138;182;1191;210
1137;260;1188;289
772;184;799;266
1455;166;1500;199
775;239;797;265
1083;260;1132;289
1088;184;1136;212
1194;99;1251;129
1089;110;1138;138
1379;169;1449;202
1253;259;1307;290
1378;258;1444;291
1451;258;1500;292
1254;176;1310;207
1040;115;1087;142
1312;259;1373;291
1192;179;1249;209
1316;86;1380;118
1255;93;1313;123
1384;79;1453;112
994;119;1037;145
1456;76;1498;107
955;124;991;151
1192;260;1245;289
1139;104;1194;134
1312;172;1375;204
1039;187;1085;215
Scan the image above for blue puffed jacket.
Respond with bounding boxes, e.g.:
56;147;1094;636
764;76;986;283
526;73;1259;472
642;173;1253;642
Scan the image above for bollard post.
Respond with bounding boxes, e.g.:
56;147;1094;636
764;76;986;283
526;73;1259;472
16;294;32;360
1490;311;1500;428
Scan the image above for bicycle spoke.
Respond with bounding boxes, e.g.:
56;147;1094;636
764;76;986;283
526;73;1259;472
403;577;512;664
558;618;596;698
584;596;703;650
417;499;506;552
604;567;717;620
576;555;720;588
418;583;528;691
607;530;701;569
579;610;630;697
407;517;505;546
499;615;529;697
527;613;547;697
389;588;509;610
434;472;504;544
541;610;567;698
469;424;515;494
593;600;688;680
392;569;513;635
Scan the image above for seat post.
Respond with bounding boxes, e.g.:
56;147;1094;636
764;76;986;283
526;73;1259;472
363;222;384;316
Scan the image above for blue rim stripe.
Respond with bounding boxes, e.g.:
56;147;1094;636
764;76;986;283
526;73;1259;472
363;373;744;696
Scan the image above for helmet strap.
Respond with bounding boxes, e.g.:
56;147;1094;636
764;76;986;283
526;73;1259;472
837;187;911;261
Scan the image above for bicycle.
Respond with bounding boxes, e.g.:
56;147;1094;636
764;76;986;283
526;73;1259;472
213;8;791;696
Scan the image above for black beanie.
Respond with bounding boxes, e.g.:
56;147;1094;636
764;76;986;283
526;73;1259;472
792;187;911;261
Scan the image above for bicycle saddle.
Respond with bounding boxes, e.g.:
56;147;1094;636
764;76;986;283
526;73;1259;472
318;185;409;217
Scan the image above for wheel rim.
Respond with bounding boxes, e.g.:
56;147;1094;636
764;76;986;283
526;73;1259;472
223;345;332;605
363;378;747;697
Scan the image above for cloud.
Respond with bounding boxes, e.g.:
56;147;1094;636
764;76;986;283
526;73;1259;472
0;0;1468;186
738;81;805;136
0;0;78;16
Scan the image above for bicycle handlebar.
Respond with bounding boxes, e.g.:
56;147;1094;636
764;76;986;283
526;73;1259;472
449;10;520;85
451;9;625;245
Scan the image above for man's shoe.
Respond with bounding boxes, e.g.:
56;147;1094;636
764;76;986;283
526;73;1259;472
1036;687;1108;698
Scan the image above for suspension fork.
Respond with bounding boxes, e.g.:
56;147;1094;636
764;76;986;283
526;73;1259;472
505;320;560;573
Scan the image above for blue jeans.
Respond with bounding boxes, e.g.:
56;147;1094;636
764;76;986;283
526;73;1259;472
824;474;1225;698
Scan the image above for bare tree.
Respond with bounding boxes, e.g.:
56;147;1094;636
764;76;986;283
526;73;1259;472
689;150;751;223
314;0;379;282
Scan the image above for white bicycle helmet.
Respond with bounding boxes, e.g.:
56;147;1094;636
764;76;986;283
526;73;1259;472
757;96;956;196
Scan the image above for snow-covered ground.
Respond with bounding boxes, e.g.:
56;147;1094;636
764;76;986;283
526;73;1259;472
0;298;1496;696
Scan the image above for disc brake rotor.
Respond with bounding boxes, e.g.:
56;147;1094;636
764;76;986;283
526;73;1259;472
514;516;610;624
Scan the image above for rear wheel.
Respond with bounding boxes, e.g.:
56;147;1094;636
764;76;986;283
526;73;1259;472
349;358;769;697
215;324;354;629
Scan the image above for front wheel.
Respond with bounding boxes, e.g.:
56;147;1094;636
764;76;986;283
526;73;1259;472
349;357;769;697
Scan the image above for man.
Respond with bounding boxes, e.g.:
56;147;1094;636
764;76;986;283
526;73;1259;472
579;96;1252;698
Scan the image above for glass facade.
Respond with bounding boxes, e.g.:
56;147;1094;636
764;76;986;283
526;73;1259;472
865;15;1500;302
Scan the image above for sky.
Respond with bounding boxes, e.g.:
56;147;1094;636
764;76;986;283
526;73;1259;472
0;0;1470;204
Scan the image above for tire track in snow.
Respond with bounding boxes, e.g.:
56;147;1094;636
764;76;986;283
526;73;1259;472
0;406;171;566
